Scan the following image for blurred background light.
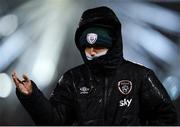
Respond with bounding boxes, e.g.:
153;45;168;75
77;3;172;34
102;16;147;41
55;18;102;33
113;2;180;33
123;22;178;64
32;58;56;88
163;76;180;100
0;73;12;98
0;31;29;71
0;14;18;37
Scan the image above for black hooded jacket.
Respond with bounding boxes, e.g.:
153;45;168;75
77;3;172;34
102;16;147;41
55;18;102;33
16;6;177;125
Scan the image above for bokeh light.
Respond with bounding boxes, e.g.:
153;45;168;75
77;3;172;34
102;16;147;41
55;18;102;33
0;73;12;98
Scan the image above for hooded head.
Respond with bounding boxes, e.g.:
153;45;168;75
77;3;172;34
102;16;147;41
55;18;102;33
75;6;124;70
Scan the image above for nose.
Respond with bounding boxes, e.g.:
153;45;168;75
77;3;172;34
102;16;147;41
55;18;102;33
89;47;96;56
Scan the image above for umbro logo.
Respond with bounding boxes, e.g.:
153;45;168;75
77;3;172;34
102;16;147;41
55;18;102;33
79;86;90;94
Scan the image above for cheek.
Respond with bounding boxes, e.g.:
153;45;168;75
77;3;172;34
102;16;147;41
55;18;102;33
85;48;91;54
85;51;90;57
85;50;90;55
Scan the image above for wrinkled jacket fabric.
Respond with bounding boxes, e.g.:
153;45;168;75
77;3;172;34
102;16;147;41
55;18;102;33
16;6;177;126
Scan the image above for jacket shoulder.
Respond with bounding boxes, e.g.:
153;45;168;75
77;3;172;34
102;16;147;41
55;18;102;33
124;60;153;73
64;64;87;79
68;64;87;73
57;64;86;83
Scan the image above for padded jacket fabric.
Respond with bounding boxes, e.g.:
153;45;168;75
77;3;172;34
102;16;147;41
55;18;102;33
16;62;177;125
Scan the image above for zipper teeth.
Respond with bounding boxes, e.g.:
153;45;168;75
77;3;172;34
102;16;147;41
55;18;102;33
104;77;108;124
104;77;108;106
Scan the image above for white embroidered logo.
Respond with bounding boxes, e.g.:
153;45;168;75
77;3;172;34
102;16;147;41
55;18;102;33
80;86;90;94
119;99;132;107
118;80;132;95
86;33;98;44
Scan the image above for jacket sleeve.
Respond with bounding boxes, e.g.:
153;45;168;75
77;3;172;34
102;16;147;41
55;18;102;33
16;71;76;125
140;69;177;125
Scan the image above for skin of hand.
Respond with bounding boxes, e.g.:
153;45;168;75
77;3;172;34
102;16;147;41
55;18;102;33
12;72;33;95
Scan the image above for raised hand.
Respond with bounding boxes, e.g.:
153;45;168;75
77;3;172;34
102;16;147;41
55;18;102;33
12;72;33;95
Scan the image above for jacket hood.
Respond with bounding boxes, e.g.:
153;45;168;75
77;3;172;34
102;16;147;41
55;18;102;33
75;6;124;71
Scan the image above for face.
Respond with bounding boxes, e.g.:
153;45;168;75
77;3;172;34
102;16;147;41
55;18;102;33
85;47;108;60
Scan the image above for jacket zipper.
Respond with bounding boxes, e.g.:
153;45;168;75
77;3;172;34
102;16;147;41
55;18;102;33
103;76;108;124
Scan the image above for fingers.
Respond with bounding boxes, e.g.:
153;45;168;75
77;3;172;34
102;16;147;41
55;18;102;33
23;74;30;82
12;72;25;91
12;72;21;87
12;72;31;86
11;72;32;95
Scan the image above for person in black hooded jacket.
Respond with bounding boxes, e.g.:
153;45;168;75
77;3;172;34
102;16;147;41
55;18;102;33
12;6;177;126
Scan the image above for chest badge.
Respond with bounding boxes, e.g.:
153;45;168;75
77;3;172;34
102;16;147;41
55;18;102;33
118;80;132;95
